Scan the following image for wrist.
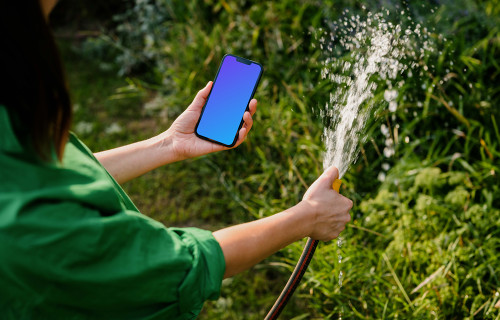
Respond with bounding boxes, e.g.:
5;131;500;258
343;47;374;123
289;201;317;240
148;130;183;166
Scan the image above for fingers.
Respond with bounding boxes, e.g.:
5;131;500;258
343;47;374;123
190;81;213;111
321;212;351;241
234;127;247;147
243;111;254;131
248;99;258;116
242;99;256;133
233;108;255;147
319;166;340;189
346;198;354;211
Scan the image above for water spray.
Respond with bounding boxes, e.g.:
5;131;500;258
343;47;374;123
265;8;431;319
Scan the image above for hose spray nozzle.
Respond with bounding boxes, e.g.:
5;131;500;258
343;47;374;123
332;179;342;192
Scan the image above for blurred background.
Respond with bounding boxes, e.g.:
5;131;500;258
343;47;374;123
51;0;499;318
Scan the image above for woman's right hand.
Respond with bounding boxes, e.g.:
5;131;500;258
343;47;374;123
300;166;353;241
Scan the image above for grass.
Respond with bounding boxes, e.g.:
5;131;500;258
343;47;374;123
58;0;500;318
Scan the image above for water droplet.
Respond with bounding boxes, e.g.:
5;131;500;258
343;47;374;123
378;172;386;181
337;236;344;248
389;101;397;112
383;147;395;158
381;124;389;136
384;89;398;102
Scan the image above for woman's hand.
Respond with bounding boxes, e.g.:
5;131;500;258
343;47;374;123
161;81;258;161
301;166;353;241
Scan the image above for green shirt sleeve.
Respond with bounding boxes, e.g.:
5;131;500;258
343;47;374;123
0;106;226;319
2;202;225;319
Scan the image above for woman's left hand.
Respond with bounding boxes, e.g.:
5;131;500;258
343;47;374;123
162;81;258;161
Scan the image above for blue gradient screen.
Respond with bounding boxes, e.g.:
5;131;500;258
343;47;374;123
196;55;262;146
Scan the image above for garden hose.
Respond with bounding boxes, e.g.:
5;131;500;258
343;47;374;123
265;179;342;320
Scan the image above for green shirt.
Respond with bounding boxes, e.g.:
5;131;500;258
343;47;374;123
0;106;225;319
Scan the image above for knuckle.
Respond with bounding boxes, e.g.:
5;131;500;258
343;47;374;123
347;199;354;209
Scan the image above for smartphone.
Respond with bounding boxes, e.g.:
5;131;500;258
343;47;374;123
195;54;263;147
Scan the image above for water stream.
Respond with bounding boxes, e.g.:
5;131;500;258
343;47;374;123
318;8;433;318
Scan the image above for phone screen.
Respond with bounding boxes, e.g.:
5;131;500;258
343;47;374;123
195;55;262;147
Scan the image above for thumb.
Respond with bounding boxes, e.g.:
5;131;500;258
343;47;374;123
319;165;340;189
190;81;213;111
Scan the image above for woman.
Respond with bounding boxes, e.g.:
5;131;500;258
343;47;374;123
0;0;353;319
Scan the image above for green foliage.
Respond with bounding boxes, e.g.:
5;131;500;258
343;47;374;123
298;159;499;319
63;0;500;318
50;0;130;28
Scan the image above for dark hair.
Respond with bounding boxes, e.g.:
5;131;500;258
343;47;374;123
0;0;72;161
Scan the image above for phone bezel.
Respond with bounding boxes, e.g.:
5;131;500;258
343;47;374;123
194;54;263;148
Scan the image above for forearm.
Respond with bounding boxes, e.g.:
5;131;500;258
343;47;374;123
94;134;179;184
213;202;313;278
